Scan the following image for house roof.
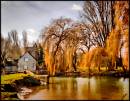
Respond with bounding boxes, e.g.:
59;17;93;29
5;60;17;66
25;47;35;53
25;43;37;52
28;51;37;60
19;51;37;61
33;43;37;48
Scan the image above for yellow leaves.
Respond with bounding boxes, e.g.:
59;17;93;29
41;1;129;74
106;29;119;65
44;42;54;75
64;47;73;71
78;47;108;70
78;52;88;69
105;1;129;69
122;53;129;70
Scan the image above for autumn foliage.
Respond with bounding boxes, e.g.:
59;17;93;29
41;1;129;75
106;1;129;71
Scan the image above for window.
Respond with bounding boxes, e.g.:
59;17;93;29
32;63;35;70
24;65;27;70
24;57;28;61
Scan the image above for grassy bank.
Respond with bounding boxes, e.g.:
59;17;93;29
1;73;41;100
1;73;28;100
1;73;31;84
1;70;129;100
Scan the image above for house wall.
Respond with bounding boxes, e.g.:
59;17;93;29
5;66;17;73
18;52;36;72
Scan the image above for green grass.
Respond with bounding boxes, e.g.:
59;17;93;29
1;73;30;84
1;72;38;100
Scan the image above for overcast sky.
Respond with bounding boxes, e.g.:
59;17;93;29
1;1;84;44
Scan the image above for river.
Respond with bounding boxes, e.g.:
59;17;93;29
23;76;129;100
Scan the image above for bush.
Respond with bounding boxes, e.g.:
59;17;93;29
14;76;41;86
2;84;17;92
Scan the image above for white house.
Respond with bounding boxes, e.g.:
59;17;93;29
18;52;37;72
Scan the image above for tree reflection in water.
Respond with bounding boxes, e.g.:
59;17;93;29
25;77;129;100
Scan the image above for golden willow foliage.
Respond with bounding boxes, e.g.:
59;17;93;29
78;1;129;71
91;47;108;68
119;1;129;70
42;18;84;75
42;1;129;74
44;40;53;75
106;29;120;67
78;47;108;71
106;1;129;70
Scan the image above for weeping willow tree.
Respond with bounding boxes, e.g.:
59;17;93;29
41;1;128;75
42;17;74;75
106;1;129;71
42;18;85;75
44;39;54;75
80;1;129;72
78;1;115;73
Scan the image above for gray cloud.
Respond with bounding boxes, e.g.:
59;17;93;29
2;1;84;43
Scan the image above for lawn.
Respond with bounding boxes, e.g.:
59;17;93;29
1;72;40;100
1;73;31;84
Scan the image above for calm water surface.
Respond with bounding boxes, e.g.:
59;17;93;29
24;76;129;100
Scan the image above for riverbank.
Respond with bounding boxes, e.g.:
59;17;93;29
54;70;129;78
1;70;129;100
81;70;129;78
1;73;41;100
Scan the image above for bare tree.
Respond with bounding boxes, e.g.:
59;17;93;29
82;1;115;47
1;35;12;68
8;30;21;58
22;31;28;51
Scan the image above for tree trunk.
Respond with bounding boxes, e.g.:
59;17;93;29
115;61;118;69
122;66;126;73
98;66;101;72
72;52;77;71
1;68;6;75
108;61;115;71
88;66;91;76
106;66;108;71
111;1;115;29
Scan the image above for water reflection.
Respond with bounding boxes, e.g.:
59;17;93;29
25;77;129;100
